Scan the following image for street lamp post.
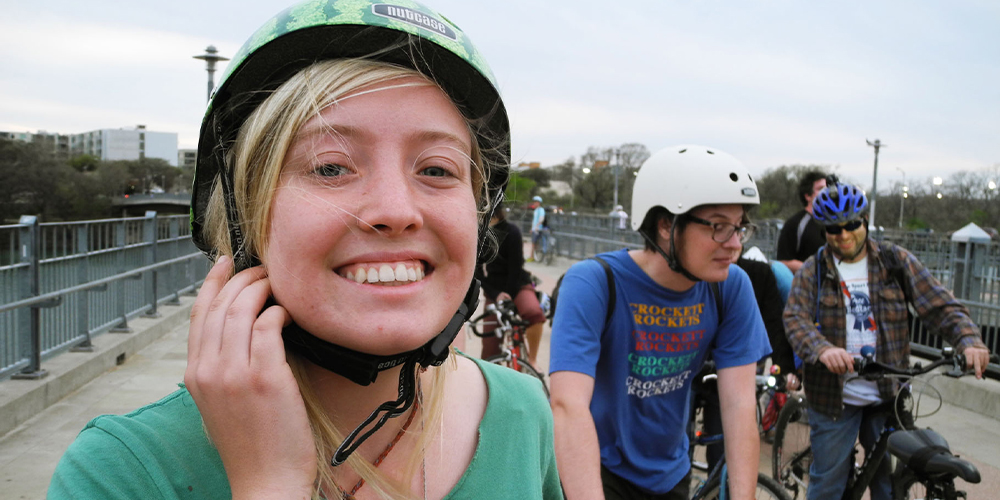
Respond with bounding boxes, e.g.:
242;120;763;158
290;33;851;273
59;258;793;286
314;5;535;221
612;149;621;211
896;167;906;228
866;138;885;229
193;46;230;103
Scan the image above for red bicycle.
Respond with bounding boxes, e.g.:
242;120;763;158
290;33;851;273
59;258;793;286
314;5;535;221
467;299;549;397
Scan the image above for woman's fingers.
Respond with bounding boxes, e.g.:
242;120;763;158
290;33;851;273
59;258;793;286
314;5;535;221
196;266;267;361
252;303;293;373
218;277;276;365
187;256;232;364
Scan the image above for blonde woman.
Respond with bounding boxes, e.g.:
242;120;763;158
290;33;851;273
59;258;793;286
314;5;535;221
49;1;560;499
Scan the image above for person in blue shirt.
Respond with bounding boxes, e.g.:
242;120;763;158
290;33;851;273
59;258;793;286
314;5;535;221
530;195;547;261
550;145;771;500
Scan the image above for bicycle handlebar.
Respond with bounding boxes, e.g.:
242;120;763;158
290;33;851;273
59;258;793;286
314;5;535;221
852;347;1000;381
466;299;529;338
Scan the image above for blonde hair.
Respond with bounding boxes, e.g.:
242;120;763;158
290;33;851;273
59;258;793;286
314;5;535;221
202;58;494;499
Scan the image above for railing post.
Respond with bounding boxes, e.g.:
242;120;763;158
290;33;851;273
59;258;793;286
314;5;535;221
166;216;182;304
70;222;94;352
143;211;160;318
12;215;49;380
110;218;132;333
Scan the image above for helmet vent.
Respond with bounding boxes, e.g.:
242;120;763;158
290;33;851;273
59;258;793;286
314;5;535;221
678;149;687;154
707;150;715;155
729;173;738;182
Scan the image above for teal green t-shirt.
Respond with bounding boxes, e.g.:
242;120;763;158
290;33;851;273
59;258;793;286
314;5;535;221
48;357;562;499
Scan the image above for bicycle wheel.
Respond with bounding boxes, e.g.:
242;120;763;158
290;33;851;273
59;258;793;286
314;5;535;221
532;240;544;262
544;236;556;265
700;472;792;500
484;354;549;398
892;467;937;500
772;396;811;500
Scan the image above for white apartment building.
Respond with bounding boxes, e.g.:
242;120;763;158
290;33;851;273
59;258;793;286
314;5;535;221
178;149;197;169
71;125;178;166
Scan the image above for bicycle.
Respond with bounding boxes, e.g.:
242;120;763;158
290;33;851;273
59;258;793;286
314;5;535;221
688;365;793;500
772;347;997;500
532;226;556;265
756;364;791;438
466;298;549;397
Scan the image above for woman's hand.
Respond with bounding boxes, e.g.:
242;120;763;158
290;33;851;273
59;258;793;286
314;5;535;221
185;256;316;499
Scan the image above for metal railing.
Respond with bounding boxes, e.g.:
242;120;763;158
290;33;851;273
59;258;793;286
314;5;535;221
510;209;1000;376
0;213;211;380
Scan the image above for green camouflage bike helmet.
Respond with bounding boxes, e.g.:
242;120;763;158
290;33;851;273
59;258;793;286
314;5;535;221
191;0;509;262
188;0;509;466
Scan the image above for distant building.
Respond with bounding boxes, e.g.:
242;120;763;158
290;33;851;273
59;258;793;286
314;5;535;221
178;149;197;169
2;125;179;166
71;125;178;166
1;130;71;160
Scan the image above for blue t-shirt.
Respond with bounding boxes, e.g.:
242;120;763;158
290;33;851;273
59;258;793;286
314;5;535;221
549;249;770;494
532;206;546;232
770;260;793;303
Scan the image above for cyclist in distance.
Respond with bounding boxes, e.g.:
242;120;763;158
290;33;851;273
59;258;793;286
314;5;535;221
530;195;547;261
476;202;547;366
782;181;991;500
550;145;771;500
49;1;562;498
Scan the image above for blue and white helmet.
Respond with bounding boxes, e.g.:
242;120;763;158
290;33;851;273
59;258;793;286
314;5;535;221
812;183;869;225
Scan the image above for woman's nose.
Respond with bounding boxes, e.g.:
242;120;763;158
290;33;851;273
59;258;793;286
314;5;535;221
355;166;423;236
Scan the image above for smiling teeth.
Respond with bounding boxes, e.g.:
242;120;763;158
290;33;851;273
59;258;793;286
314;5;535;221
340;261;424;285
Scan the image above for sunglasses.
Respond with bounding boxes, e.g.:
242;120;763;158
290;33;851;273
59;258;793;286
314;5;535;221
825;220;864;235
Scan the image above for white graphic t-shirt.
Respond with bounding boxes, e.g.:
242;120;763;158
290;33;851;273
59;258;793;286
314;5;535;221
835;256;882;406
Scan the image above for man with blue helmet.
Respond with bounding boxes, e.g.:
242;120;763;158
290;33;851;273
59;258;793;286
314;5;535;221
783;180;991;500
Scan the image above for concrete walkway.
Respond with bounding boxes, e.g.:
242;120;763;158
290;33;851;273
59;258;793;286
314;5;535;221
2;253;998;499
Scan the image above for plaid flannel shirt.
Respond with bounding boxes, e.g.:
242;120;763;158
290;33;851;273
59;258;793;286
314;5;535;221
783;239;986;419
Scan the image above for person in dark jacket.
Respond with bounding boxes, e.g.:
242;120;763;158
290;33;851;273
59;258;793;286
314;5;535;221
735;251;797;380
476;203;546;364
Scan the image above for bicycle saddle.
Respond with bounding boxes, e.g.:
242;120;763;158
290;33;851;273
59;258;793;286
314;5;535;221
888;428;981;483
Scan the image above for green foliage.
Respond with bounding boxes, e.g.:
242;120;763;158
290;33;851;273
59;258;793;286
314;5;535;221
970;209;989;227
504;173;536;206
756;200;781;219
755;164;833;220
516;167;551;189
69;154;101;172
0;139;190;222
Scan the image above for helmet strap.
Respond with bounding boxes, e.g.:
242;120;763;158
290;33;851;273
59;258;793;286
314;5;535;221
279;279;478;465
218;170;259;271
639;215;703;283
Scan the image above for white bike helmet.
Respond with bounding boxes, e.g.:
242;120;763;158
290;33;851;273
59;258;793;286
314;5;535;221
631;145;759;231
630;145;759;281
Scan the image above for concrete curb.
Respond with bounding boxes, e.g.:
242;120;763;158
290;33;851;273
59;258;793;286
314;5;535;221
912;355;1000;418
0;296;195;439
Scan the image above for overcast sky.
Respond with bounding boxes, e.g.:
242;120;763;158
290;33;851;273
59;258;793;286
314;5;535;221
2;0;998;190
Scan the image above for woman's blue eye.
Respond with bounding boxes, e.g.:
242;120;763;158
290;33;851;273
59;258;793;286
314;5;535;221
421;166;448;177
316;163;349;177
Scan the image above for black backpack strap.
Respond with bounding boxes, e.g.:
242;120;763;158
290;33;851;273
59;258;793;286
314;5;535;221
879;243;911;306
814;245;826;328
591;256;616;327
709;281;723;326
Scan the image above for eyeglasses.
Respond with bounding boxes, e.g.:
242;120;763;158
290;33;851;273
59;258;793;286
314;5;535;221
824;220;864;235
687;215;756;244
